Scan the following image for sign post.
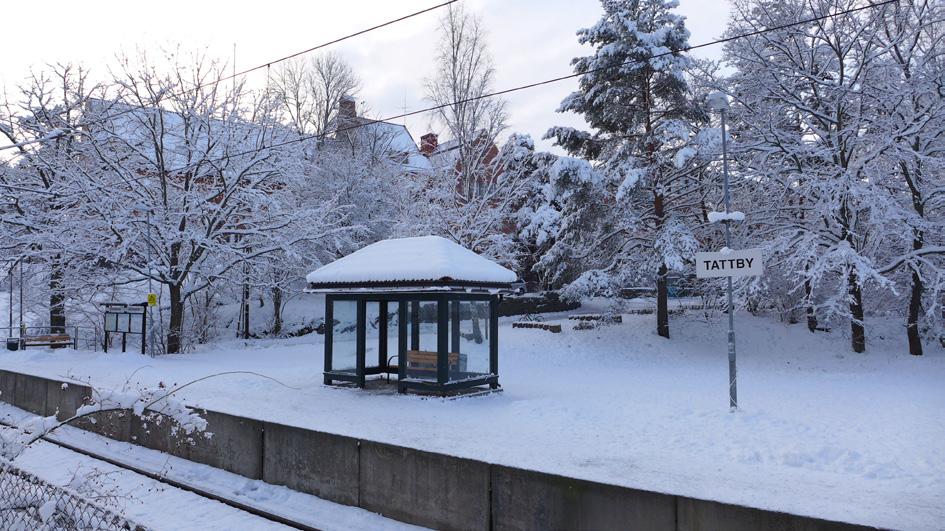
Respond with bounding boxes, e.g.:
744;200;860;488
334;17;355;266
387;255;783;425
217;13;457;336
102;302;147;354
703;92;764;410
696;248;764;410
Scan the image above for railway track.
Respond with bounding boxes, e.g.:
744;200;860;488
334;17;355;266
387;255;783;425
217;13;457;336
0;418;317;531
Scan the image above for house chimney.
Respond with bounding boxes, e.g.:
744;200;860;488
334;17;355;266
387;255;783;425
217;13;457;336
420;132;438;155
338;95;357;120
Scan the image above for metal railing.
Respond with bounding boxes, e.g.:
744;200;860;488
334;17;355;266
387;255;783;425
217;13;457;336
0;459;147;530
1;326;101;352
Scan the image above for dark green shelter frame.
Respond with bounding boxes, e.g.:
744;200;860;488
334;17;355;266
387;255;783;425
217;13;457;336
321;291;501;395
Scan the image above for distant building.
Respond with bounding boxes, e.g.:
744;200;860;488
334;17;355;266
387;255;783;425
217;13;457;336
332;96;432;174
418;130;500;200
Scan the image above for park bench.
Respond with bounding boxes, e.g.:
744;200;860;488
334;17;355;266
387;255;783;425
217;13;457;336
568;314;623;323
511;322;562;333
21;334;75;349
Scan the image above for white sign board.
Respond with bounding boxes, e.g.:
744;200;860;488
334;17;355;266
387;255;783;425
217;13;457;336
696;248;764;279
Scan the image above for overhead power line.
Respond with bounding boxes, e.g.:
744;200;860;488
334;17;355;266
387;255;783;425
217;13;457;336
0;0;458;154
168;0;899;173
1;0;898;195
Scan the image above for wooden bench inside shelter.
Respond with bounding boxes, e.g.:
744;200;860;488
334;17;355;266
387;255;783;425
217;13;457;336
405;350;461;372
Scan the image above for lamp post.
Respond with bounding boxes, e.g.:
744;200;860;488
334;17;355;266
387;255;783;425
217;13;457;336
707;91;738;410
7;262;12;332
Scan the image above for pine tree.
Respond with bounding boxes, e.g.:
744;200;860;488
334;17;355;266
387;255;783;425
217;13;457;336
546;0;703;338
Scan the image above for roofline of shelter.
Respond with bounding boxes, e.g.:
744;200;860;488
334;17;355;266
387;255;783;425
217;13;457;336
305;278;522;294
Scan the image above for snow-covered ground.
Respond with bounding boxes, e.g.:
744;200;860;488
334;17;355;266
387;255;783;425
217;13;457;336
1;309;942;530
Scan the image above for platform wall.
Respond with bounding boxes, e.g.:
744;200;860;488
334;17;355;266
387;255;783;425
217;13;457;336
0;369;875;531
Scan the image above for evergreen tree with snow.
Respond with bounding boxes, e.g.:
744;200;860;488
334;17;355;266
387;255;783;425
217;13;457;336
546;0;705;338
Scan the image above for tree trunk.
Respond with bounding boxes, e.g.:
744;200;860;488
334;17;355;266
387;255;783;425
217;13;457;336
654;189;669;339
472;314;484;344
848;270;865;353
49;257;66;336
804;278;818;333
242;282;250;340
272;287;283;336
656;263;670;339
907;265;923;356
167;283;183;354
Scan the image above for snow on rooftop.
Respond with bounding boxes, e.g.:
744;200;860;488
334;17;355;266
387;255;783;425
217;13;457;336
306;236;517;286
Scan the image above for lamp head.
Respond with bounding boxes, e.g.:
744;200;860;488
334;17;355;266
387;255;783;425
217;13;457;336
707;91;730;111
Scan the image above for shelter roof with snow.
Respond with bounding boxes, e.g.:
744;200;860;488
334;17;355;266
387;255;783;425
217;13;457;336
306;236;518;292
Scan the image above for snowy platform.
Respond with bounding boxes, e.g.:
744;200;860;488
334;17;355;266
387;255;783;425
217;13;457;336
1;310;942;530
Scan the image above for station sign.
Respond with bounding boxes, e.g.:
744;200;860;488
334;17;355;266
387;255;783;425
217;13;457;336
695;248;763;279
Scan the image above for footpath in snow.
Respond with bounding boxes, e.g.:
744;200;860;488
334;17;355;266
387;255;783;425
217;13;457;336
1;310;942;530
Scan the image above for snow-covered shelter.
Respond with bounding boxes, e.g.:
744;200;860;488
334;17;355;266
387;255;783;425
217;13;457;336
306;236;519;395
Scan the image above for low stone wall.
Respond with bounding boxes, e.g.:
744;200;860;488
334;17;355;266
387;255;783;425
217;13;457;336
497;291;580;317
359;440;491;530
0;368;876;531
262;421;359;505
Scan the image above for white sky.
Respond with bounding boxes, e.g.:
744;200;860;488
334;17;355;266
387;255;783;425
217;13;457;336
0;0;730;152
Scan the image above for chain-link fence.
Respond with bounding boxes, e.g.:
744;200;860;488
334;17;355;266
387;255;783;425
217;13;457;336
0;460;147;530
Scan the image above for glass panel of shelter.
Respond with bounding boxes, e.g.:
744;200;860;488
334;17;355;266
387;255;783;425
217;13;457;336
449;299;491;382
330;298;401;378
331;300;358;374
405;300;441;382
364;301;398;373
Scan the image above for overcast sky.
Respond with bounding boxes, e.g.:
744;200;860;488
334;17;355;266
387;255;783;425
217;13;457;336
1;0;731;152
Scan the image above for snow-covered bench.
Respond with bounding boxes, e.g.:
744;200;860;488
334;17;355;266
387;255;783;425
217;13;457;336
21;334;75;349
511;322;562;333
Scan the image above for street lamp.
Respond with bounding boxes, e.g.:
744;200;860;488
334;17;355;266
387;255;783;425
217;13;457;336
707;91;738;410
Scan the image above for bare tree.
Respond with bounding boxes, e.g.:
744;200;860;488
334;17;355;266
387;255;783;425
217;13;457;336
268;53;360;136
0;64;100;335
425;4;508;200
76;51;340;353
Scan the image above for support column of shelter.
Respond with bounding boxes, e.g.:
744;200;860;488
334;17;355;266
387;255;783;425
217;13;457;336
356;300;366;388
450;300;460;355
379;301;389;369
490;298;499;389
324;297;334;386
410;301;420;351
437;296;449;387
398;303;407;393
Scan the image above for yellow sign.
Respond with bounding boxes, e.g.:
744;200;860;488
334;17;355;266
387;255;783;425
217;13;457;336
147;293;158;307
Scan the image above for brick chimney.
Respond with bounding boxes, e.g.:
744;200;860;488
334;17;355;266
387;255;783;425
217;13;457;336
338;95;357;120
420;132;438;155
